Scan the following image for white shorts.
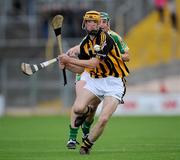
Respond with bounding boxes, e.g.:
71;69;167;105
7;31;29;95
80;71;91;81
84;76;126;103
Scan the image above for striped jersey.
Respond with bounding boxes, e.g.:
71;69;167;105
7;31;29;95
79;29;129;78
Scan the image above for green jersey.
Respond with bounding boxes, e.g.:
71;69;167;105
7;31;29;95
108;30;129;54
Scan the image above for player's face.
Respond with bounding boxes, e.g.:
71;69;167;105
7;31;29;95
99;19;109;32
85;20;99;32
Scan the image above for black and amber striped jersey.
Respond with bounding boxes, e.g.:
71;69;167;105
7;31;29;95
79;29;129;78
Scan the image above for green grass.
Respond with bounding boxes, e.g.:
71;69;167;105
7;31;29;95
0;116;180;160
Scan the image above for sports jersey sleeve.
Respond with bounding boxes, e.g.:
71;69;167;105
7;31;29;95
119;38;129;53
110;32;129;54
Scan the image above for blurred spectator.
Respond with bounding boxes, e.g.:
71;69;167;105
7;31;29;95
154;0;167;23
42;15;49;39
167;0;178;31
12;0;23;16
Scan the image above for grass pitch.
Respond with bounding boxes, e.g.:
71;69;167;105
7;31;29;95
0;116;180;160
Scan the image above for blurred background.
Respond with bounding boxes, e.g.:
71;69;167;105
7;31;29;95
0;0;180;116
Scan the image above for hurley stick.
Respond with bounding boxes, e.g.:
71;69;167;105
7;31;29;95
52;15;67;85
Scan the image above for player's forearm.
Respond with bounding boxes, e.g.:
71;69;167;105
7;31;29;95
73;45;80;53
66;45;80;57
68;57;99;69
65;63;84;74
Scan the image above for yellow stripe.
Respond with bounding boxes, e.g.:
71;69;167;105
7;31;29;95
84;43;89;53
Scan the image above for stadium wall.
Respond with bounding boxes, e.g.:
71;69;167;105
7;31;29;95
96;93;180;116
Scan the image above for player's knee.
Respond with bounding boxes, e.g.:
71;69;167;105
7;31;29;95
73;105;84;115
98;115;109;127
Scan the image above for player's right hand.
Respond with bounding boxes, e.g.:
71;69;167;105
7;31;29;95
58;54;70;64
59;61;65;69
58;54;66;69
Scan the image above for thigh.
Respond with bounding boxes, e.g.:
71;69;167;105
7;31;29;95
75;80;86;96
99;96;119;119
73;87;97;110
75;71;90;96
